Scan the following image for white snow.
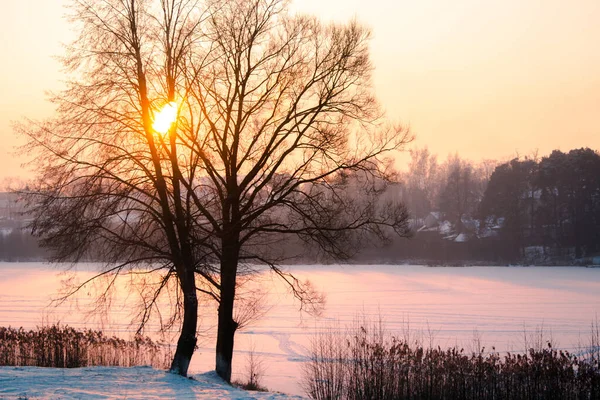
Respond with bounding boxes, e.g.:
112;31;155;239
429;211;442;220
438;220;453;235
454;232;469;242
0;366;304;399
1;263;600;396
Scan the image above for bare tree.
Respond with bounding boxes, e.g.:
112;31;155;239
18;0;412;382
19;0;209;377
437;154;483;233
403;147;439;219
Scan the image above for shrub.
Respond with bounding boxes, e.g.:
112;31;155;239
233;345;268;392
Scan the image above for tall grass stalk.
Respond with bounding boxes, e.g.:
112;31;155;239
0;325;172;369
303;317;600;400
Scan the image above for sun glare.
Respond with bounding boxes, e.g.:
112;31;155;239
152;102;178;134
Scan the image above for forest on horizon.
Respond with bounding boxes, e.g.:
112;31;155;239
1;146;599;266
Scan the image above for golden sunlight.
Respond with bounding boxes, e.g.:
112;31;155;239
152;102;178;134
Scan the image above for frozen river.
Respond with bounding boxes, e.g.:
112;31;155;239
1;263;599;396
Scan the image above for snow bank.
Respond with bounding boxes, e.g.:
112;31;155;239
0;366;304;399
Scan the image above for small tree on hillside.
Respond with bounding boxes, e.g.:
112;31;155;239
18;0;412;381
403;147;439;219
438;155;480;233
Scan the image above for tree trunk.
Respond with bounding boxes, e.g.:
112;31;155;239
215;240;239;382
170;268;198;376
215;291;237;382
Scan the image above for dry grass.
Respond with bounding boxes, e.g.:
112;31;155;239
303;318;600;400
0;324;172;369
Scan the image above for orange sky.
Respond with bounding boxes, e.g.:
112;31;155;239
1;0;599;183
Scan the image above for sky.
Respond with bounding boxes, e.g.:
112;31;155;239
1;0;599;183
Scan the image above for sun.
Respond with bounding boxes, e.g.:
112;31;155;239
152;102;179;134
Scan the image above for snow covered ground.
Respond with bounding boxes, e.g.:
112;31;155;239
1;263;599;396
0;366;303;399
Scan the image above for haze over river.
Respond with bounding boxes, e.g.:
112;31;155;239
1;263;599;396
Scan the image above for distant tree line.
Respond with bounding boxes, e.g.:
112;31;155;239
2;147;599;265
0;229;46;261
386;147;600;264
482;148;600;261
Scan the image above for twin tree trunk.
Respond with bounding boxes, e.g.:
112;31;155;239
169;186;241;382
170;267;198;376
169;239;239;381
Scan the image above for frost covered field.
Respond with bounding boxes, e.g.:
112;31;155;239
1;263;599;396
